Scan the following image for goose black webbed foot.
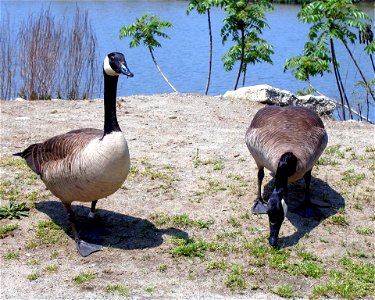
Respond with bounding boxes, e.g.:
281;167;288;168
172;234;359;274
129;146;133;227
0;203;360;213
252;199;268;214
76;240;102;257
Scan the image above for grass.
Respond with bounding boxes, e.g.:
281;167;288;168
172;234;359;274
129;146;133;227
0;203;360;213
273;284;295;298
105;283;130;297
225;264;246;290
341;169;366;187
206;260;229;270
44;264;59;272
0;201;29;219
312;257;375;299
3;250;20;260
329;214;349;226
170;237;208;257
317;156;340;166
356;227;374;236
0;224;18;238
26;219;65;249
72;271;96;285
27;272;41;281
149;212;213;229
192;149;225;171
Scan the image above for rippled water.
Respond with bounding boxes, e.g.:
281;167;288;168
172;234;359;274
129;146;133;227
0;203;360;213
1;1;374;120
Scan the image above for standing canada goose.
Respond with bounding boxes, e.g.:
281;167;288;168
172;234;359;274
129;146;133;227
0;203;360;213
14;52;134;256
245;106;328;247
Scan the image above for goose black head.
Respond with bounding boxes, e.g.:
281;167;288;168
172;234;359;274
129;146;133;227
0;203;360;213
104;52;134;77
267;152;297;247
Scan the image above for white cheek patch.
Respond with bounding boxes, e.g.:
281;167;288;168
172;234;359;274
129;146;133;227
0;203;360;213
281;198;288;217
103;56;119;76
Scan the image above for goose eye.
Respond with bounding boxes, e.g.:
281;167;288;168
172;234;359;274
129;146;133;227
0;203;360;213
110;56;114;62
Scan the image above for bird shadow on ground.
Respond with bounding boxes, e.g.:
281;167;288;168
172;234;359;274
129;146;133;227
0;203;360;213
262;176;345;248
36;200;188;250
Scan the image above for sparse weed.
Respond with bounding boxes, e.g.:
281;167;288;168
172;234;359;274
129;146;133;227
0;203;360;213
72;271;96;285
273;284;295;298
341;169;365;187
3;250;19;260
312;257;374;299
325;145;344;158
27;272;41;281
149;212;213;229
317;156;340;166
105;283;130;297
225;264;246;290
356;227;373;236
0;224;18;238
329;214;348;226
44;264;59;272
0;201;29;219
206;260;229;270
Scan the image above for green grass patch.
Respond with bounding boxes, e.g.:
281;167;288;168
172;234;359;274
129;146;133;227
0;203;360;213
27;272;41;281
105;283;130;297
206;260;229;271
225;264;246;290
44;264;59;272
312;257;375;299
325;145;345;158
149;212;213;229
0;224;18;238
3;250;20;260
329;214;349;226
72;271;96;285
356;227;373;236
317;156;340;166
0;201;29;219
341;169;366;187
192;149;225;171
273;284;295;298
26;220;65;249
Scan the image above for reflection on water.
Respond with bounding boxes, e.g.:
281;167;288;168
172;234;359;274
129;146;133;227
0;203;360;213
1;1;374;120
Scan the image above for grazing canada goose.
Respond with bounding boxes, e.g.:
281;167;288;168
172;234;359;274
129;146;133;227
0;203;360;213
245;106;328;247
14;52;134;256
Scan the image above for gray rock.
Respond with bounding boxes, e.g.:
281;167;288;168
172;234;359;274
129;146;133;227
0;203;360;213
223;84;337;115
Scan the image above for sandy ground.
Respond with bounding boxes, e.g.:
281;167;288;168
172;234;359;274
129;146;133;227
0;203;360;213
0;94;374;299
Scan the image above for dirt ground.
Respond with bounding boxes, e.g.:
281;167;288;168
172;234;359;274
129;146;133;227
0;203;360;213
0;94;374;299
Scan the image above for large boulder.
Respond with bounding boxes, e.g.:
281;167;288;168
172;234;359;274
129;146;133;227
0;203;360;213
223;84;337;115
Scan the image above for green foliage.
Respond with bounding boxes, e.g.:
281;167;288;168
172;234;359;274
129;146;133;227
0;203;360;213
105;283;130;297
284;40;330;81
72;271;96;285
186;0;224;15
0;224;18;238
220;0;273;87
119;13;172;51
3;250;20;260
0;201;29;219
273;284;295;298
225;264;246;290
312;257;375;299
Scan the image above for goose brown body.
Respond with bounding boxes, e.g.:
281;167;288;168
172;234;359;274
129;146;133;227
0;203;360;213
246;106;328;181
17;128;130;204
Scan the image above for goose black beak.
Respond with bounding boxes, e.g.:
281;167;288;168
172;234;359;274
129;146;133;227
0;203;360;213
121;64;134;77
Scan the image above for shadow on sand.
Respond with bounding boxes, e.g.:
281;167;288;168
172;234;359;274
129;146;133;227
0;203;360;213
36;200;188;250
262;176;345;248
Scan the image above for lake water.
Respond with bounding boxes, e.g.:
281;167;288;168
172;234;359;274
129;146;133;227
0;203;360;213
1;0;374;121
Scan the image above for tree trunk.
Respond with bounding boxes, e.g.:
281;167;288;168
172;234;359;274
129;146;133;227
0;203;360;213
149;47;178;93
330;38;350;120
234;29;245;90
242;63;247;87
204;9;212;95
343;41;375;102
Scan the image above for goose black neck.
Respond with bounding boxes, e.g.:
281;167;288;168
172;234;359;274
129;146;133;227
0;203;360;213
103;71;121;135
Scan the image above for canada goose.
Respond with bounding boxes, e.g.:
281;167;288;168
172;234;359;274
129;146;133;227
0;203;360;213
14;52;134;256
245;106;328;247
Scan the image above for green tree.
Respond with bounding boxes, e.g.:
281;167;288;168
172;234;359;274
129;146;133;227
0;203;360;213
221;0;273;90
187;0;224;95
288;0;373;120
119;13;177;92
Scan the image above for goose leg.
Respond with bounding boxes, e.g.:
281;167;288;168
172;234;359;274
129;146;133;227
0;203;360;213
88;200;98;218
252;168;268;214
63;203;102;257
292;169;321;218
